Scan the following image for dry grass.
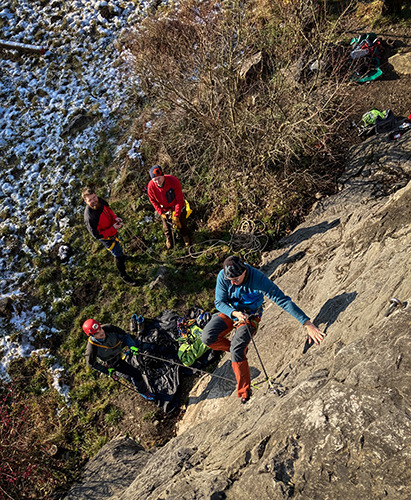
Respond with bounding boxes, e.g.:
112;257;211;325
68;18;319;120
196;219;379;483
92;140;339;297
121;0;354;229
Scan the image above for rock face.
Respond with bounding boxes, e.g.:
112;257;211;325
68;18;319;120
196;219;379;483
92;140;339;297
65;133;411;499
64;436;153;499
388;52;411;75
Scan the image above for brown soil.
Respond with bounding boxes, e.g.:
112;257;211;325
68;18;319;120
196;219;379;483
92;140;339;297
103;21;411;452
109;372;199;449
346;26;411;122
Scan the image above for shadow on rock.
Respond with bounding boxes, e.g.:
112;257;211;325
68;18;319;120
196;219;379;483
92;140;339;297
303;291;357;354
187;361;239;405
261;219;340;276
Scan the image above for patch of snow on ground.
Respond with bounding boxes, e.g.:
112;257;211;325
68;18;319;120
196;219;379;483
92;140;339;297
0;0;153;397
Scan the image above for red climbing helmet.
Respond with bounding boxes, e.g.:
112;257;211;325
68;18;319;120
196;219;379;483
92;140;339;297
82;318;101;336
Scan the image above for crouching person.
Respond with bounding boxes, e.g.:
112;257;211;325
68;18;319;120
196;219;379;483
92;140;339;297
83;318;155;401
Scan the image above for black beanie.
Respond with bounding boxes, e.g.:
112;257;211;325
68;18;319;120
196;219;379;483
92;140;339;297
150;165;163;179
223;256;246;278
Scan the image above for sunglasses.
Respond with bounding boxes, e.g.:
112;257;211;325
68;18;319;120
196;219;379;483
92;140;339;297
224;274;244;283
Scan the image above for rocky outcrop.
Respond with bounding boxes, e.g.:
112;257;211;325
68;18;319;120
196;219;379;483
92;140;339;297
65;133;411;499
64;436;153;499
388;52;411;75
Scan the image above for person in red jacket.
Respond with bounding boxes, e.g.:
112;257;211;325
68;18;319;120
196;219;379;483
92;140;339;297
147;165;190;249
82;187;138;286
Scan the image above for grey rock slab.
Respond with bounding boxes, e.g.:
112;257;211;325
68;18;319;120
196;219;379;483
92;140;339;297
388;52;411;75
64;436;153;499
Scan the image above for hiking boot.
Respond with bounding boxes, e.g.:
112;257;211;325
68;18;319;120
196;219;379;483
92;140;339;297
136;315;145;335
241;389;252;404
183;235;191;247
120;274;138;286
165;235;173;249
130;314;144;332
139;391;155;401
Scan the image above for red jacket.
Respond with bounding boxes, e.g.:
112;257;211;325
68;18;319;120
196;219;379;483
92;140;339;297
147;175;185;218
84;198;118;240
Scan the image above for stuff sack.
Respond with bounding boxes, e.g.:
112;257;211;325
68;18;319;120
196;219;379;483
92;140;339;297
358;108;396;138
177;322;210;367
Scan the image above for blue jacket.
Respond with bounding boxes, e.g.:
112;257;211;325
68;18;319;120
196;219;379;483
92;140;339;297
214;265;309;325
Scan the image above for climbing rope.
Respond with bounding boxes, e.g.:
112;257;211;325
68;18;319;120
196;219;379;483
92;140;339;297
122;217;269;264
131;350;236;384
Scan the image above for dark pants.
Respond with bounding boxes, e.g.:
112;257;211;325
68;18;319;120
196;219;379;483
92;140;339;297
162;205;189;239
101;236;135;281
201;313;260;398
112;358;149;394
100;235;123;257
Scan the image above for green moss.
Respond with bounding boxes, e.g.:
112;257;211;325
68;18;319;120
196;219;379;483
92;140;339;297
104;404;125;425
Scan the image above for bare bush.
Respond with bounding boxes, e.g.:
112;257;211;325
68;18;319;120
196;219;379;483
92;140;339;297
0;382;74;499
123;0;354;229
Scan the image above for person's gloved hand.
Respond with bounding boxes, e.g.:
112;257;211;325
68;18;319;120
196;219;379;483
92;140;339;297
173;216;182;229
130;346;139;355
108;368;116;378
161;213;167;220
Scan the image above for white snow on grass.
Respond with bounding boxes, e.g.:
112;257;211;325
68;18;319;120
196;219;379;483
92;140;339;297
0;0;155;397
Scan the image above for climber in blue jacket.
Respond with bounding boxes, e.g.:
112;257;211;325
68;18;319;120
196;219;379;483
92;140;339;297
201;255;325;403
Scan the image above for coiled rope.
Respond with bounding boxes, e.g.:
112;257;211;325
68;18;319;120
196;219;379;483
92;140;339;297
123;217;269;263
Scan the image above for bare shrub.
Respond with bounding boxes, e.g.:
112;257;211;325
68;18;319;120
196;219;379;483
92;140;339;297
123;0;354;230
0;382;74;499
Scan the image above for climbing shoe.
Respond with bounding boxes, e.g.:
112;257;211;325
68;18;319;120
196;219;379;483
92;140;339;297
183;235;191;247
139;392;155;401
241;389;252;404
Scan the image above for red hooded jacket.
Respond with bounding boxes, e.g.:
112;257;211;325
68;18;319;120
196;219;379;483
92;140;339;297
84;198;118;240
147;175;185;218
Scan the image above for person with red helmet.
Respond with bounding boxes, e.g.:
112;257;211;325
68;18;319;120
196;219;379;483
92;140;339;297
82;187;138;286
147;165;191;249
83;319;155;401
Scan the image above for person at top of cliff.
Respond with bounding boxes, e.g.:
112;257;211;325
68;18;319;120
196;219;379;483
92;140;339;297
147;165;190;249
82;186;138;286
83;318;155;401
201;256;325;404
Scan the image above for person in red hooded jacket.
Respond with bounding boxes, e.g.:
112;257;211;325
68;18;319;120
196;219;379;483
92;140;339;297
82;187;138;286
147;165;190;249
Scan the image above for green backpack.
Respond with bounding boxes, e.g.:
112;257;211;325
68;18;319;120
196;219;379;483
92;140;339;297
177;324;210;367
357;108;396;138
361;108;387;127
